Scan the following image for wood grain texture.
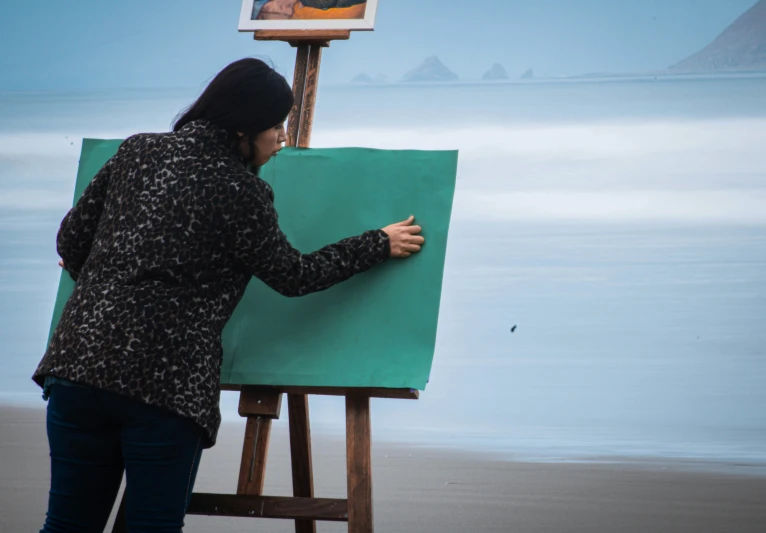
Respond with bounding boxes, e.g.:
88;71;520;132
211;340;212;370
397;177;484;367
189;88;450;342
288;393;316;533
238;386;282;418
188;494;348;521
297;44;323;148
236;416;272;496
254;29;351;45
286;44;310;148
346;395;373;533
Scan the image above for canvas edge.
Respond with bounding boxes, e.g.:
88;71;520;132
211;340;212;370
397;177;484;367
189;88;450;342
277;147;461;156
420;150;459;388
222;371;427;390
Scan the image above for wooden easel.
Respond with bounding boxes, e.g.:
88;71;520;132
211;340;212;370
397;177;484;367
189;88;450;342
111;29;419;533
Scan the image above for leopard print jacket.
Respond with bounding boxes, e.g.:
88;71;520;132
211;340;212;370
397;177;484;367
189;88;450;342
33;120;390;446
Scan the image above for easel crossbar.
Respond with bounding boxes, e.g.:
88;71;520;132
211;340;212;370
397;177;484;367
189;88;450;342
220;384;420;400
188;494;348;521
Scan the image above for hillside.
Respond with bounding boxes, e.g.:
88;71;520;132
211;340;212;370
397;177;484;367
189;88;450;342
670;0;766;72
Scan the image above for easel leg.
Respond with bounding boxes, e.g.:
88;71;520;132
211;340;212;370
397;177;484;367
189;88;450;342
287;43;323;149
285;43;322;533
286;43;309;147
237;416;273;495
346;395;373;533
298;44;322;148
288;393;316;533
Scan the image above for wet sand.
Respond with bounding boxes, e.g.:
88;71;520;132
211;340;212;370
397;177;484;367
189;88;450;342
2;406;765;532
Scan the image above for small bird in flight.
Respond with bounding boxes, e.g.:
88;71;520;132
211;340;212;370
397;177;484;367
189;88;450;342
510;325;517;333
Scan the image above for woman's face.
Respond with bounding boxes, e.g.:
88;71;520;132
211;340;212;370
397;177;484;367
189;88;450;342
240;123;287;167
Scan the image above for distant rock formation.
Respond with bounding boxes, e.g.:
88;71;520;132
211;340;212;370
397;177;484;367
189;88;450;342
520;68;534;80
402;56;459;82
351;73;389;84
351;73;373;83
670;0;766;73
482;63;509;81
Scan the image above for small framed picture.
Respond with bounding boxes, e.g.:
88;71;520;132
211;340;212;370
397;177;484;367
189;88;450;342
239;0;379;31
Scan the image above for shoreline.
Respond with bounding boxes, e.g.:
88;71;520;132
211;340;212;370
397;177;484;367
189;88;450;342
4;402;765;479
4;405;766;532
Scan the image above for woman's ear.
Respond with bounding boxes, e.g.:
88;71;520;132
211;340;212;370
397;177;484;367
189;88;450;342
236;131;244;137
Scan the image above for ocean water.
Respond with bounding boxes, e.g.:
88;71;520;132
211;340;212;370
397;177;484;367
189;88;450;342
1;76;765;472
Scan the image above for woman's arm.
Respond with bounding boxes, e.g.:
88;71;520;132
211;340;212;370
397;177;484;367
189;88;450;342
56;158;114;282
233;181;391;297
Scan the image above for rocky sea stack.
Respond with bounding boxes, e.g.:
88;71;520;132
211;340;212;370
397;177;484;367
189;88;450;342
482;63;509;81
351;73;374;84
402;56;459;82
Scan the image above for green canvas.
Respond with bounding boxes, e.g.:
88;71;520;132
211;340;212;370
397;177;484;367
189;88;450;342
49;140;458;390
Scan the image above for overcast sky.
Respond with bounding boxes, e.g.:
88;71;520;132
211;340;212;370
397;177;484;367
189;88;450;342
0;0;757;90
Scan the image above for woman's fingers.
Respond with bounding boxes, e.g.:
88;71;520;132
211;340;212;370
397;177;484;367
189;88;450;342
405;224;422;234
396;215;415;226
402;234;424;246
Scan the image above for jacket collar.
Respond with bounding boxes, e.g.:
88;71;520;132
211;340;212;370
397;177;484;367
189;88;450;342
176;119;252;169
176;119;232;147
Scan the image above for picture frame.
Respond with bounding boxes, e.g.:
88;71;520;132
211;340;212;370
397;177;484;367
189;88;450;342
238;0;379;31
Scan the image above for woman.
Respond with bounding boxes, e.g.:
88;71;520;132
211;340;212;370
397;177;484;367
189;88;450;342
32;57;424;532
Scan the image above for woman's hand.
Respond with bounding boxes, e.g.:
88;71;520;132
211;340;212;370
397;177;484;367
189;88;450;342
382;216;425;259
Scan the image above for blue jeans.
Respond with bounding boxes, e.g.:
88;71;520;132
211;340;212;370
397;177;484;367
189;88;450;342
40;378;204;533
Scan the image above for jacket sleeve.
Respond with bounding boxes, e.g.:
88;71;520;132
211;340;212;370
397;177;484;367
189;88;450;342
233;180;390;297
56;157;114;282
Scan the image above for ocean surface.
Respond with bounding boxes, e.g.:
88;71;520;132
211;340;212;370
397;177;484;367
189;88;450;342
1;76;765;472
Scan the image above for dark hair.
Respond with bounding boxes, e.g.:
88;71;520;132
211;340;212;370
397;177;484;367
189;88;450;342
173;58;294;142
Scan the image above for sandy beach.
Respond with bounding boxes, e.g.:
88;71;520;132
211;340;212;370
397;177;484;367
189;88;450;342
2;406;765;533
